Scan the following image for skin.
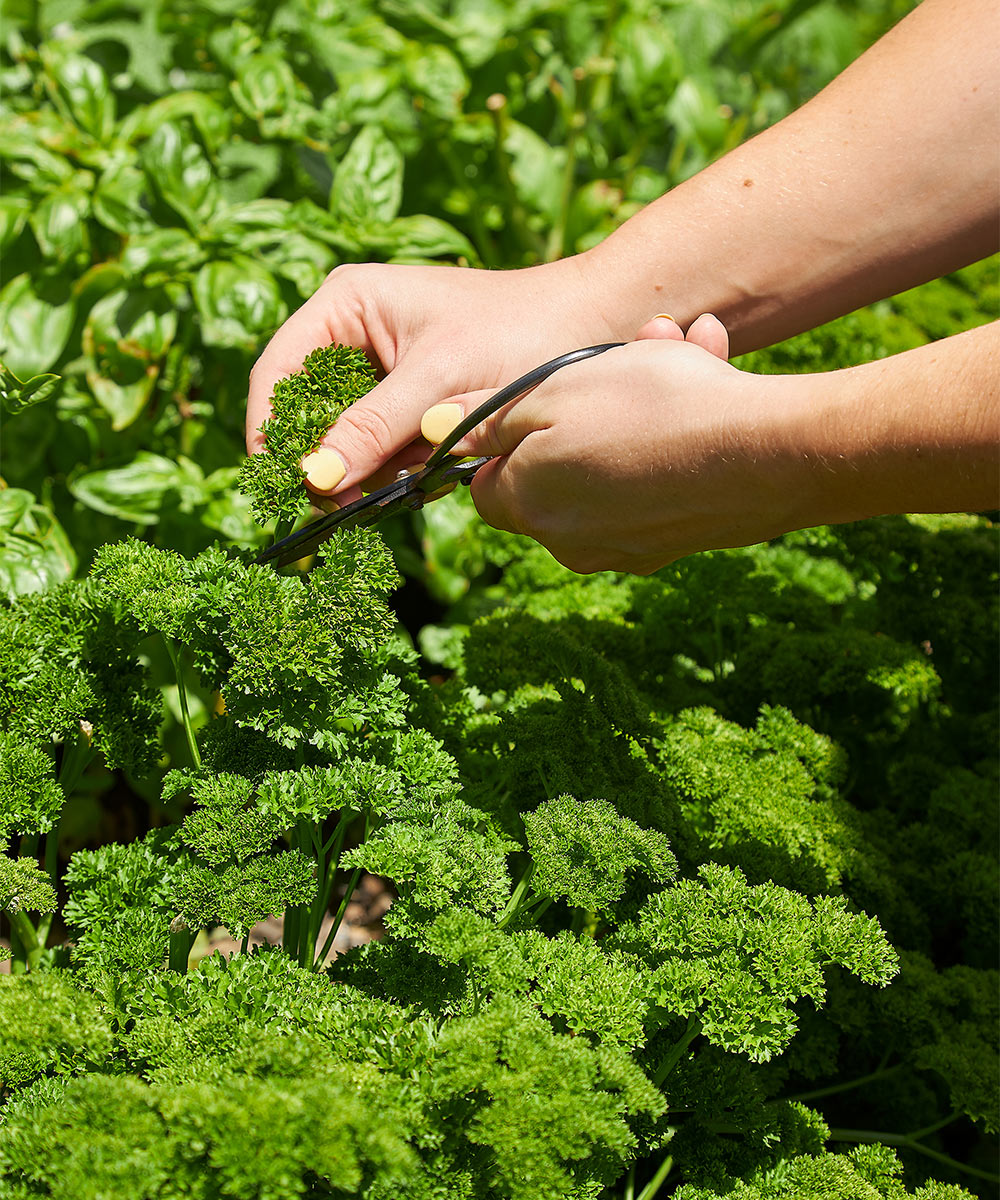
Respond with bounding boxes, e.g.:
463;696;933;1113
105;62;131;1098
246;0;999;567
449;316;999;573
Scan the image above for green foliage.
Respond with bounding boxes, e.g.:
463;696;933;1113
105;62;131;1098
653;705;878;895
1;1;997;1196
674;1144;977;1199
523;794;677;910
0;731;63;839
615;863;897;1063
0;857;56;916
347;800;516;931
239;343;377;526
0;580;159;774
91;531;403;750
175;850;317;940
62;832;183;973
0;972;113;1091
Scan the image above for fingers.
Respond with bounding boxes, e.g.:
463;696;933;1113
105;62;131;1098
246;281;370;456
298;353;462;496
634;313;686;343
684;313;730;360
633;312;730;360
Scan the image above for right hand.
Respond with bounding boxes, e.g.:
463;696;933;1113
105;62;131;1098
246;258;618;505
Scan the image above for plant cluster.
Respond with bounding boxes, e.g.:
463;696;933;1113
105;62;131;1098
1;337;997;1198
1;0;997;1196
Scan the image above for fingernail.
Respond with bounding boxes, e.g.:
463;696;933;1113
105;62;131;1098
421;404;464;446
300;447;346;491
652;313;676;323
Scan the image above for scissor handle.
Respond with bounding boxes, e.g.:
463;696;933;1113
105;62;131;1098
423;342;624;470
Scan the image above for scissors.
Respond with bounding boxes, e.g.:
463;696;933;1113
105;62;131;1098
256;341;624;568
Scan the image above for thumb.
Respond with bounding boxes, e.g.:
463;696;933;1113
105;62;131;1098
306;353;469;494
422;386;549;462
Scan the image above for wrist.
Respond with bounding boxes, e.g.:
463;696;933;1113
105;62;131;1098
748;330;1000;530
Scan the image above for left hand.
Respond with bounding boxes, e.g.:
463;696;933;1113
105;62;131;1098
431;314;809;574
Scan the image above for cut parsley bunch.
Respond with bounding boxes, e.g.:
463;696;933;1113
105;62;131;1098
238;343;377;527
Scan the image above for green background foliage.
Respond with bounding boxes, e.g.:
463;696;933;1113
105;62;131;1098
0;0;997;1198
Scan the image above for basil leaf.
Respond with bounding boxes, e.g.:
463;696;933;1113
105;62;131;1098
142;123;219;232
0;197;31;252
329;125;404;227
0;274;76;379
29;187;91;261
83;289;177;430
69;452;196;525
92;163;155;235
0;489;77;597
41;47;116;145
0;360;62;416
192;257;287;350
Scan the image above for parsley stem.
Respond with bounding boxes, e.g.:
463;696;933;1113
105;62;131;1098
168;926;193;973
783;1061;904;1104
635;1154;674;1200
829;1127;1000;1185
652;1014;700;1087
498;861;535;929
165;639;201;769
8;911;41;971
314;815;368;968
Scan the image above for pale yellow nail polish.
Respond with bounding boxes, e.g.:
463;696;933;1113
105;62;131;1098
300;447;346;491
420;404;464;446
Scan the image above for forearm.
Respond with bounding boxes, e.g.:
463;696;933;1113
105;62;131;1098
762;322;999;529
582;0;999;353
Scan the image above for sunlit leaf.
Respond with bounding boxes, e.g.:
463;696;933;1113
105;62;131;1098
0;274;76;379
191;257;286;350
329;125;404;227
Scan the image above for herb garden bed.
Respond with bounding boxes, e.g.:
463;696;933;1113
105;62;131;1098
0;1;996;1197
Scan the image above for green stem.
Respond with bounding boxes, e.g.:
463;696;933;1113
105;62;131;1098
624;1164;636;1200
8;910;42;970
310;814;351;943
314;814;369;970
636;1155;674;1200
299;823;324;968
498;861;535;929
487;95;545;261
829;1128;1000;1185
273;516;294;545
57;731;93;797
240;932;250;956
439;140;495;267
908;1111;961;1141
524;896;552;925
165;639;201;768
168;926;193;973
653;1015;700;1087
784;1061;905;1105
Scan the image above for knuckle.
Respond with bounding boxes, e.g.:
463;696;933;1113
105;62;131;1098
334;402;397;461
323;261;379;290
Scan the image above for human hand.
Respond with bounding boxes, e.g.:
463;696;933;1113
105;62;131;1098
246;258;617;507
424;314;809;574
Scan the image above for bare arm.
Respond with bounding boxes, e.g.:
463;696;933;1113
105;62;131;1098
247;0;999;499
586;0;1000;354
447;321;999;574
